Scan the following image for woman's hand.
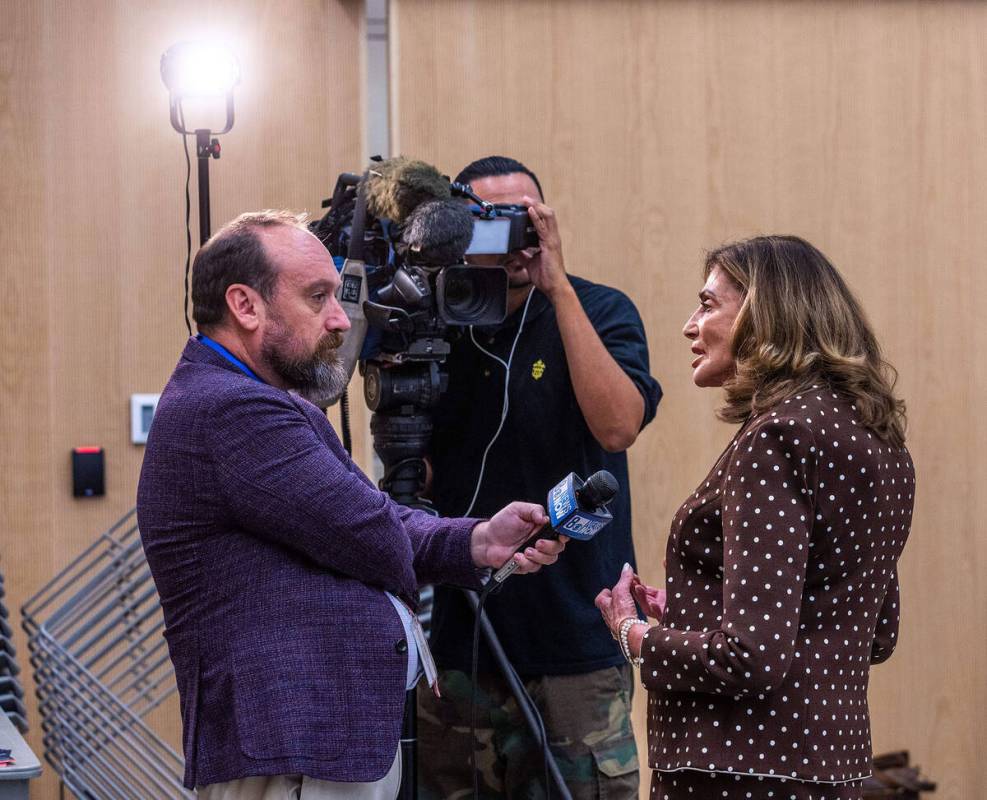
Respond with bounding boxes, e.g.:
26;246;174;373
632;576;667;622
595;563;640;638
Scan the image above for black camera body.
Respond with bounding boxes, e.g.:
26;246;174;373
312;161;540;505
313;171;525;351
313;167;545;369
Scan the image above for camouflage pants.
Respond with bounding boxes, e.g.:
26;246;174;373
417;666;639;800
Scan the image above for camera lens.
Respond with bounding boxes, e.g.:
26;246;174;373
443;274;484;318
436;266;508;326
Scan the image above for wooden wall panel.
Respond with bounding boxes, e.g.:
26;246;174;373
0;1;365;796
392;1;985;797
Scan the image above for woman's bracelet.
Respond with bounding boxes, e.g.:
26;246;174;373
618;617;649;667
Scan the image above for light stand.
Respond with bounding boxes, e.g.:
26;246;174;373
160;41;239;247
194;129;222;245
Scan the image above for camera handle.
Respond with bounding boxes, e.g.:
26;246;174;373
450;180;495;217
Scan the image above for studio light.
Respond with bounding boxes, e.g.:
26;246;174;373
161;39;241;334
161;41;239;96
160;40;240;135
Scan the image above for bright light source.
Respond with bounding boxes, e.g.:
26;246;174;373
161;40;239;135
161;41;240;98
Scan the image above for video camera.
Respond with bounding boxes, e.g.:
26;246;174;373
311;158;537;372
310;157;539;504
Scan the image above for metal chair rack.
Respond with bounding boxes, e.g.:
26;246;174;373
22;509;192;799
0;569;28;737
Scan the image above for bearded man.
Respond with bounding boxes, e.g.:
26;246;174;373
136;210;566;800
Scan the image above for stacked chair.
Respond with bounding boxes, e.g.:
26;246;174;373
0;571;28;735
22;510;192;799
0;566;42;796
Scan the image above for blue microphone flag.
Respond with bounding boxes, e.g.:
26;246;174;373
547;473;612;541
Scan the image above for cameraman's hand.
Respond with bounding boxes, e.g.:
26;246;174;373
520;195;572;303
470;502;567;574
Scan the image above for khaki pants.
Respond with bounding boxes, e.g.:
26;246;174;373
198;748;401;800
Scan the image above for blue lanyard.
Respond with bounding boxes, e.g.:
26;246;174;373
196;334;263;383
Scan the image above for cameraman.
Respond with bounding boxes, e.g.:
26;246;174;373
419;157;662;799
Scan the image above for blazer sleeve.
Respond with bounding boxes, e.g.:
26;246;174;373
394;504;485;589
205;387;418;598
870;569;900;664
640;416;817;697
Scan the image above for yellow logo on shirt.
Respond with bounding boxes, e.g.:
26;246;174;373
531;359;546;380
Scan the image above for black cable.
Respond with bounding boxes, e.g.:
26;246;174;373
339;390;352;455
470;582;558;800
178;101;193;336
506;659;552;798
470;587;489;800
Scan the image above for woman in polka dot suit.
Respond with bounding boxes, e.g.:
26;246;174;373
596;236;913;800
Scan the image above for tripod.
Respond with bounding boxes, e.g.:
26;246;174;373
350;367;571;800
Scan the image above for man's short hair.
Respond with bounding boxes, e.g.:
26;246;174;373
454;156;544;200
191;210;309;330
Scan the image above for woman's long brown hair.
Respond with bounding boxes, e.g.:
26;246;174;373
707;235;907;447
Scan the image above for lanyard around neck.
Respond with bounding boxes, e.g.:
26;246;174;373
196;335;263;383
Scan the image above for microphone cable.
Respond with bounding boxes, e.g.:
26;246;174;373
462;286;535;517
469;584;492;800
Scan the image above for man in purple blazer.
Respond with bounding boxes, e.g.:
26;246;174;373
136;210;565;799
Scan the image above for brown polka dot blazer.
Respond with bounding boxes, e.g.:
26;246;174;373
640;387;913;785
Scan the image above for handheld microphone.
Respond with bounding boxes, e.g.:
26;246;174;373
489;470;619;587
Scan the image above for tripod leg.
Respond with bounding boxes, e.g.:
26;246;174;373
398;689;417;800
463;590;573;800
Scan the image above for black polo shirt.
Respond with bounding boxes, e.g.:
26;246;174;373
428;275;662;675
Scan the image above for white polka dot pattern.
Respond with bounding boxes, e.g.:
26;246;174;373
651;766;863;797
640;389;914;785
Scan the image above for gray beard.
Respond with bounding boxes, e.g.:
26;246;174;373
291;357;350;407
261;324;350;407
